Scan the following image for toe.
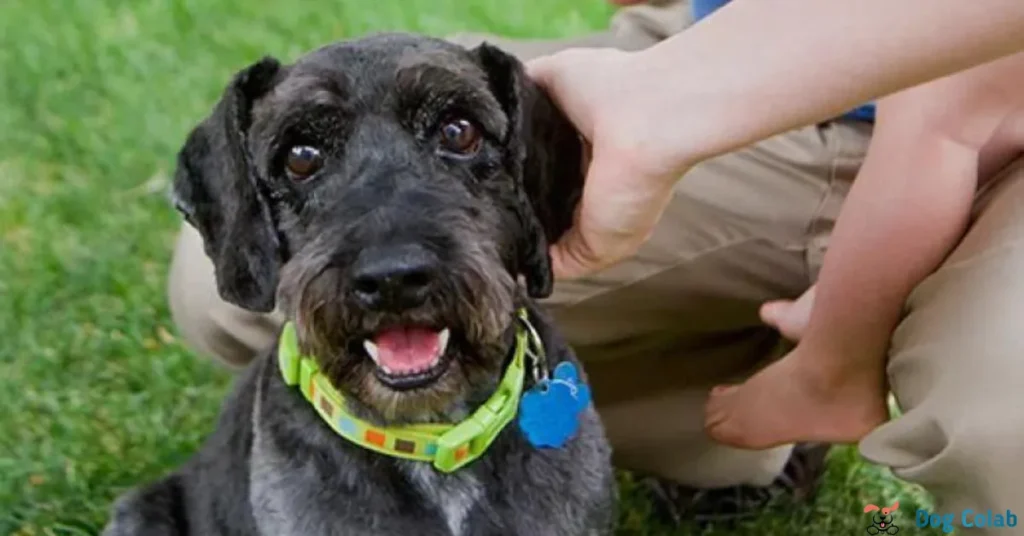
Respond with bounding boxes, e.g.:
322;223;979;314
759;302;783;327
709;384;738;397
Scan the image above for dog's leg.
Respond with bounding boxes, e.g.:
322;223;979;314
102;476;187;536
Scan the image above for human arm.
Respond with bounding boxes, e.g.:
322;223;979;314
701;54;1024;450
797;98;979;365
527;0;1024;279
702;111;978;447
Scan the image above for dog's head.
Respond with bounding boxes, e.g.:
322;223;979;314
173;34;583;422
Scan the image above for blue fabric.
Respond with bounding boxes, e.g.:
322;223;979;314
689;0;875;122
844;103;877;122
691;0;729;21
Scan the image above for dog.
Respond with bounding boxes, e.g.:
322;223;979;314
101;33;617;536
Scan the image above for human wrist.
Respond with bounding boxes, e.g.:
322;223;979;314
603;47;704;187
623;35;771;181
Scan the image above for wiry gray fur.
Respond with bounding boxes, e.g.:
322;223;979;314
104;33;615;536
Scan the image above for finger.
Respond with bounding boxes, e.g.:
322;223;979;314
548;143;613;279
579;141;593;174
550;141;643;280
524;54;558;86
548;227;597;280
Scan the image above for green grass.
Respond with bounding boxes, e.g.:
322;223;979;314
0;0;930;534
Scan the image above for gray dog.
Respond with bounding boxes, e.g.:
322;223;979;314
102;33;617;536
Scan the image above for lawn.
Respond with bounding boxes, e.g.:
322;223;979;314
0;0;931;534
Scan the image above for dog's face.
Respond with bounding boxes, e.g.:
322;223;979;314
173;34;582;422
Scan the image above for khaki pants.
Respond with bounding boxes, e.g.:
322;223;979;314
168;2;1024;531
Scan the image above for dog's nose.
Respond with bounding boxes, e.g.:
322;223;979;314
350;244;440;309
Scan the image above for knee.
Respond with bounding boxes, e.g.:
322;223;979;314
865;400;1024;513
167;225;229;362
167;224;276;367
941;412;1024;477
935;415;1024;516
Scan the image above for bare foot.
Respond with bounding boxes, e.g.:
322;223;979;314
760;285;816;342
705;346;889;450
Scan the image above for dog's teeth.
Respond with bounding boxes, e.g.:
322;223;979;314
437;328;450;355
363;340;380;364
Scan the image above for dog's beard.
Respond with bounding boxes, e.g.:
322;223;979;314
278;243;518;424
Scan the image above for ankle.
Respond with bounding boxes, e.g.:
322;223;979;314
787;342;885;390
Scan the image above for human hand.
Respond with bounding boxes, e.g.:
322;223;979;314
527;48;689;279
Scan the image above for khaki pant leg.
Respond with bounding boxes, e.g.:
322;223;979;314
860;157;1024;534
168;225;284;367
447;0;691;57
540;121;870;487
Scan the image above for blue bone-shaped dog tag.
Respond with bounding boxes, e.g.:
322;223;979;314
518;362;591;449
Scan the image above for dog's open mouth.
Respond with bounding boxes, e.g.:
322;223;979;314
362;327;451;390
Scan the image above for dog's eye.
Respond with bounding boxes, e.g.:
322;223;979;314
438;118;482;156
285;145;324;181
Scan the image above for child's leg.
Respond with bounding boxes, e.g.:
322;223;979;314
705;52;1024;450
704;112;975;449
761;106;1024;344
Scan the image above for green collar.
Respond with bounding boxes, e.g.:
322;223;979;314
278;308;541;473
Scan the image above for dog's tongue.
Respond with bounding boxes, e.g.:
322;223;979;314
373;327;441;373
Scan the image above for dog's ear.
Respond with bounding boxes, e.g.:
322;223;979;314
172;57;283;313
473;43;584;299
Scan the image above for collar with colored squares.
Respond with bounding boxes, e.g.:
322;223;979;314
277;308;543;473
